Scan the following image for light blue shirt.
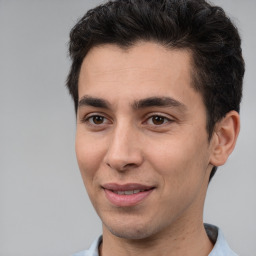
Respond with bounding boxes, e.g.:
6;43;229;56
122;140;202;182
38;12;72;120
73;224;238;256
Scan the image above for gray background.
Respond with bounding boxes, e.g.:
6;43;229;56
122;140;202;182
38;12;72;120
0;0;255;255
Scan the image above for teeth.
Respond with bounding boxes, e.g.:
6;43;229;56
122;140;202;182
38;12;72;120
114;189;145;195
124;190;134;195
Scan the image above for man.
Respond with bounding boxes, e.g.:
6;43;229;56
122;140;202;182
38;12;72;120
66;0;244;255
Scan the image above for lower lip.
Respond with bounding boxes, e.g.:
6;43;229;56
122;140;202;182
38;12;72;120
104;189;154;207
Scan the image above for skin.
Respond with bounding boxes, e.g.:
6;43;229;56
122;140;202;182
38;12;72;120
75;42;240;256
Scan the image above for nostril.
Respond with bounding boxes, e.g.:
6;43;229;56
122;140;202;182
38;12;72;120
106;162;138;171
106;163;111;167
123;163;137;168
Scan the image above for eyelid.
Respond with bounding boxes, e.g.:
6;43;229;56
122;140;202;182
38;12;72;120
141;114;174;128
143;112;175;122
79;111;175;127
80;112;112;125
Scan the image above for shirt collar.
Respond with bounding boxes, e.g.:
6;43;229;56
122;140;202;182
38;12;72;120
205;224;238;256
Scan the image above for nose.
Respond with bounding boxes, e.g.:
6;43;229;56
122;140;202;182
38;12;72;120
103;123;144;171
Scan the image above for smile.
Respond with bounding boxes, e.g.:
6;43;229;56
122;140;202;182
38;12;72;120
102;183;154;207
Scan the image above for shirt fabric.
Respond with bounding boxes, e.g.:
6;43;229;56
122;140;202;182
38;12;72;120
72;224;238;256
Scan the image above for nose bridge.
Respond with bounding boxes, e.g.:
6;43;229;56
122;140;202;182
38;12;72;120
104;119;143;170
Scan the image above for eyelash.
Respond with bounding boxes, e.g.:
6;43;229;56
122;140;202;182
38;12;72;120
81;114;111;126
81;113;174;128
145;115;173;126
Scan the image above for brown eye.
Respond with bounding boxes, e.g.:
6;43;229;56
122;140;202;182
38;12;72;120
88;115;106;125
151;116;166;125
145;115;172;126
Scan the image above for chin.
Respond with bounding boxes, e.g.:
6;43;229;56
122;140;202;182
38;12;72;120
108;226;152;240
103;218;161;240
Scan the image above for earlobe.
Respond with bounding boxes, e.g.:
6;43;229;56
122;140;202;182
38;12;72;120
210;111;240;167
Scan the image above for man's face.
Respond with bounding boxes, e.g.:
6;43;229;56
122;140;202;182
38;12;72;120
76;42;214;240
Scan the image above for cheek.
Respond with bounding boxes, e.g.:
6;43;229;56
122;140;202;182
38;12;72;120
145;135;210;218
75;132;106;185
145;131;210;188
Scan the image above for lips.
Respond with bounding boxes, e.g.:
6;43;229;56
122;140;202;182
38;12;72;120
102;183;155;207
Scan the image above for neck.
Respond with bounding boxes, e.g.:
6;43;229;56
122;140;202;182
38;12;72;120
100;220;213;256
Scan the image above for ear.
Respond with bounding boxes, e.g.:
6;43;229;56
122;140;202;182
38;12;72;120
210;111;240;167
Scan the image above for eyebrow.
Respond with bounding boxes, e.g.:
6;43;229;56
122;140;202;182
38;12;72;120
78;95;110;109
78;95;187;111
132;97;187;110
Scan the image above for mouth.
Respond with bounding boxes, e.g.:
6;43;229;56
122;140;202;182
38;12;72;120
112;189;151;195
102;183;155;207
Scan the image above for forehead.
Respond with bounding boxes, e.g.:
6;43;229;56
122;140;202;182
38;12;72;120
78;42;200;108
79;42;193;82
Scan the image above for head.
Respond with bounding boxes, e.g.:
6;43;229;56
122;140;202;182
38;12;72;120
67;0;244;181
66;0;244;241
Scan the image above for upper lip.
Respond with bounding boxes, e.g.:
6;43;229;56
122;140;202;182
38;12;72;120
102;183;155;191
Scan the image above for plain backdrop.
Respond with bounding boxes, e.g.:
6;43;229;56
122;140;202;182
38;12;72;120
0;0;255;255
